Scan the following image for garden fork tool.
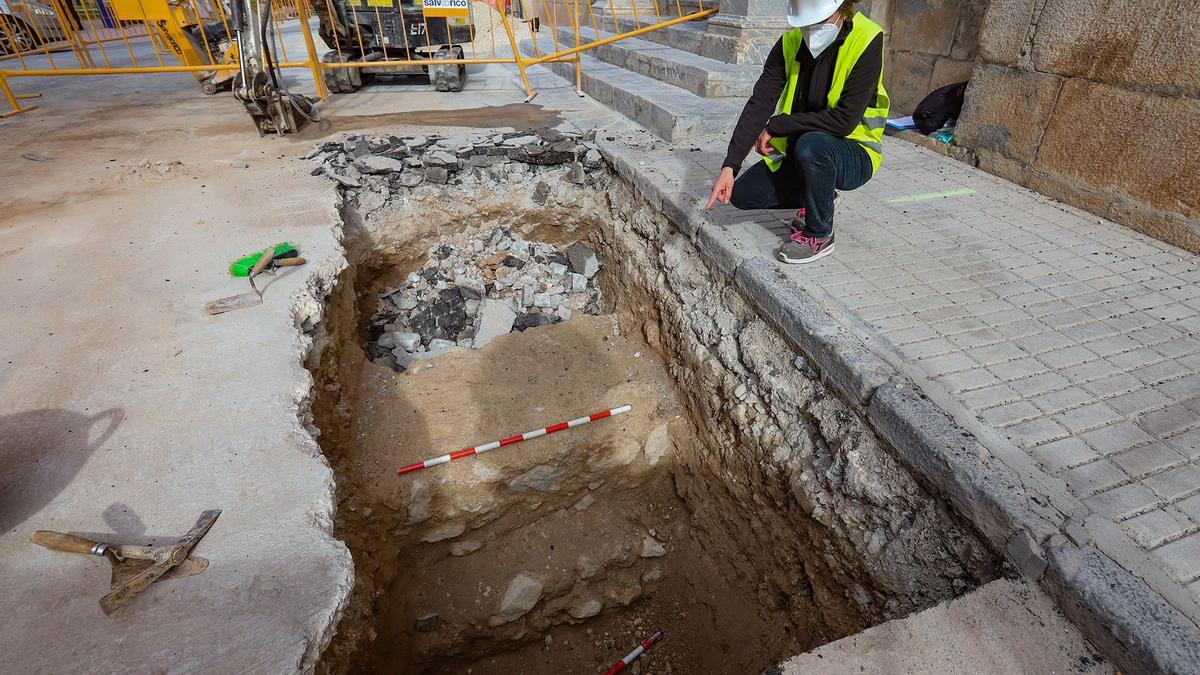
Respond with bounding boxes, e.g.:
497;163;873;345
31;509;220;614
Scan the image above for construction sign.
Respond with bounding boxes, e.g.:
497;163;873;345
421;0;470;17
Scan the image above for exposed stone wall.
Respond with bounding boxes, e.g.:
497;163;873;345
598;177;1000;628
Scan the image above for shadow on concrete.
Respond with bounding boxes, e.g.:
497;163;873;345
0;407;123;533
102;502;147;538
75;503;196;548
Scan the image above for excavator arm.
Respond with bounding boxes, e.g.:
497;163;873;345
230;0;317;135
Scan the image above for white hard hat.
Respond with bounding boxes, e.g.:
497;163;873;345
787;0;841;27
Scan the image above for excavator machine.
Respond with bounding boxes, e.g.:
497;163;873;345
311;0;473;94
113;0;481;135
104;0;474;134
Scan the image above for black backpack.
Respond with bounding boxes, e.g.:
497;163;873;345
913;81;968;134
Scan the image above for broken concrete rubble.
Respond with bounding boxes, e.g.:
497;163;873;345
421;522;465;543
311;129;605;222
642;424;671;465
567;241;601;278
449;540;483;557
356;155;405;174
473;299;517;349
567;597;603;619
508;464;566;493
414;613;441;633
363;226;604;371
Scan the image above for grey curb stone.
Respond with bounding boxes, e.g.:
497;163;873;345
632;170;666;212
1045;543;1200;674
606;148;640;185
867;380;1063;549
660;191;703;240
1006;531;1048;581
695;225;746;279
735;258;895;406
597;136;703;241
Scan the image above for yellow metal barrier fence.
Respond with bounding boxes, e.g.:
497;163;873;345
0;0;715;120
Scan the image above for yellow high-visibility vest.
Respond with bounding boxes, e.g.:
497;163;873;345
764;11;890;174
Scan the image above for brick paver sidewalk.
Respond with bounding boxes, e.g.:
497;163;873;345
687;138;1200;616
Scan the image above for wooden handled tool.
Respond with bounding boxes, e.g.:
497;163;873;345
32;509;220;614
250;245;276;276
247;245;276;296
204;244;307;315
32;531;115;557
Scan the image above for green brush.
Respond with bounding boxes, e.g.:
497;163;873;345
229;243;298;277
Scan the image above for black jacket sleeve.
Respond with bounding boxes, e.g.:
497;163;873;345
765;33;884;138
721;38;786;173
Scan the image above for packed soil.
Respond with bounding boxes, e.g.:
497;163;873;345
328;312;810;673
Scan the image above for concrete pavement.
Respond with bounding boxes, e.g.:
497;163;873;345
0;54;353;672
722;140;1200;612
778;578;1110;674
0;29;583;672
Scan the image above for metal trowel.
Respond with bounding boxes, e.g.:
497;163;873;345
32;509;220;614
204;246;306;315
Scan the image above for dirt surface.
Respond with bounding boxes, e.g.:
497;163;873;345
0;14;640;671
325;308;813;673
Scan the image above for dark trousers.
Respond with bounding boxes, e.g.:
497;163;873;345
730;131;874;237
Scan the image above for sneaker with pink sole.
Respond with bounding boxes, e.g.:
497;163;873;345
777;232;835;264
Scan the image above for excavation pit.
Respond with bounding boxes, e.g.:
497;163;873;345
306;130;1000;673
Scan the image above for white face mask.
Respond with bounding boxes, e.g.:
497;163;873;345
803;22;839;58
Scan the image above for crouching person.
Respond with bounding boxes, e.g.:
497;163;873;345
706;0;889;264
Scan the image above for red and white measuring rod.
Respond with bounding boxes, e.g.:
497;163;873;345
396;404;633;476
604;630;664;675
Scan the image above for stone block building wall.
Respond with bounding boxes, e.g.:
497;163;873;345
957;0;1199;251
869;0;987;115
868;0;1200;252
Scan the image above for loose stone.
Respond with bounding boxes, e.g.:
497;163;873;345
490;573;544;625
640;536;666;558
567;242;600;278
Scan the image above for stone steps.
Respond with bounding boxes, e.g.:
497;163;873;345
553;24;756;98
592;13;777;64
591;13;711;57
520;35;739;143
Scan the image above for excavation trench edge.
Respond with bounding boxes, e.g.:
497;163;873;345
593;137;1200;673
